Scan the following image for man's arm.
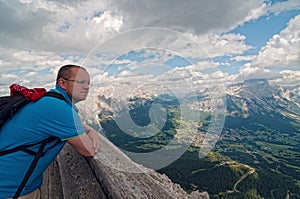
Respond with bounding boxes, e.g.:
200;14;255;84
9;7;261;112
67;124;100;157
83;124;101;152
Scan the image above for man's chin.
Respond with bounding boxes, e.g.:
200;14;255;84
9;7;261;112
73;96;88;103
80;96;88;101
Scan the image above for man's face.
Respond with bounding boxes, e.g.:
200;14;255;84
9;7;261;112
63;68;90;103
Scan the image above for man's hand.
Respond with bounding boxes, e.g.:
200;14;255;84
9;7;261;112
87;128;100;153
83;124;100;154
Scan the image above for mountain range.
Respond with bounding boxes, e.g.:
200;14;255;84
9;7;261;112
226;79;300;119
79;78;300;198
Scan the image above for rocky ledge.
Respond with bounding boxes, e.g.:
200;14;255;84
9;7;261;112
41;134;209;199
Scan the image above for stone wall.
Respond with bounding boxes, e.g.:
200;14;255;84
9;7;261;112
41;134;209;199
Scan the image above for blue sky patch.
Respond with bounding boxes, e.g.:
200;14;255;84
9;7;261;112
230;10;300;50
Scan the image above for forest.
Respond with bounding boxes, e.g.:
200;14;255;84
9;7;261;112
98;96;300;199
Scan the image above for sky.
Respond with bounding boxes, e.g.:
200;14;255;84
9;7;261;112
0;0;299;96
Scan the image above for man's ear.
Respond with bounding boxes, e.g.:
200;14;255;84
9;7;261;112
57;78;67;90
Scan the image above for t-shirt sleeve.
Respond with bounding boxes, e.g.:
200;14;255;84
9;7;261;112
37;99;85;141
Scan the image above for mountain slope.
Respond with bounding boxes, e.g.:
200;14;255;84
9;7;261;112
225;79;300;132
79;78;300;198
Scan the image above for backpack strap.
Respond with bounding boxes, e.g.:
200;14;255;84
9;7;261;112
13;137;60;199
44;92;66;102
0;137;60;156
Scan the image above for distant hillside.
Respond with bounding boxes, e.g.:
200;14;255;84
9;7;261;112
226;78;300;120
213;79;300;198
79;78;300;199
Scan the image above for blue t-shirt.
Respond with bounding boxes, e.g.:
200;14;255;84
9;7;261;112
0;86;85;198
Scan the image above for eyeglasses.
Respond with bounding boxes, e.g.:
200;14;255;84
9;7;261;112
62;78;91;86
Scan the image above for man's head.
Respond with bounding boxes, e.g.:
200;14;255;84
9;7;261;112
56;64;90;103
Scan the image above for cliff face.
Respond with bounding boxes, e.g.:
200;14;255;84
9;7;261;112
41;134;209;199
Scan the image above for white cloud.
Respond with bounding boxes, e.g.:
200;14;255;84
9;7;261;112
0;0;299;93
157;62;229;92
24;71;37;77
0;0;297;57
0;0;273;64
118;70;144;78
270;70;300;87
0;47;85;92
231;55;256;62
268;0;300;16
0;73;19;84
196;33;252;57
236;63;282;81
244;1;269;21
0;48;79;71
92;59;229;99
252;14;300;68
0;0;121;53
0;0;264;53
244;0;300;22
92;11;123;31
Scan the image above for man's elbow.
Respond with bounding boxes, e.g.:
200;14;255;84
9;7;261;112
81;150;95;157
67;135;97;157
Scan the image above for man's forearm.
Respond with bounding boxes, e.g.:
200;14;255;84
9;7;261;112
83;124;100;153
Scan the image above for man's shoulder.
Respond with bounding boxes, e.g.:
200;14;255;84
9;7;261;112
39;93;67;104
31;95;70;112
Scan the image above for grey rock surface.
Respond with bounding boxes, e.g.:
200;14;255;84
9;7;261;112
42;134;209;199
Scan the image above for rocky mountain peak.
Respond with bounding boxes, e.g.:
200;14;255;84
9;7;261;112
225;78;300;120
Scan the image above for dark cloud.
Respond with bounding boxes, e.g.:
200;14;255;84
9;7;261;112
0;0;51;48
109;0;254;33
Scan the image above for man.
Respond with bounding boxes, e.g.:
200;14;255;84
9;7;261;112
0;64;100;198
